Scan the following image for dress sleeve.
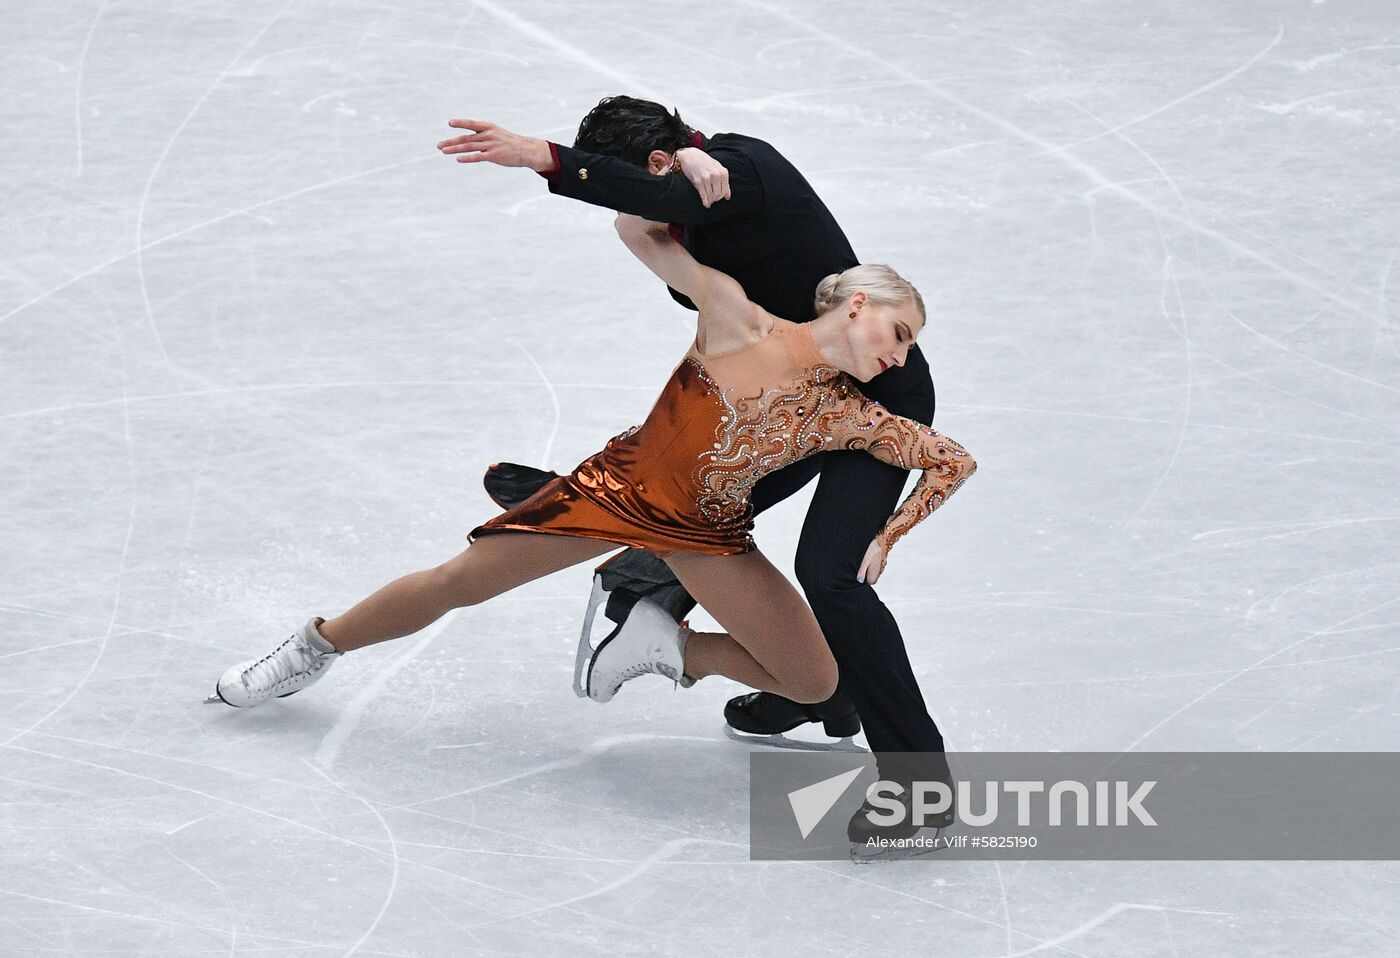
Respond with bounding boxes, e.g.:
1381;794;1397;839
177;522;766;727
821;380;977;572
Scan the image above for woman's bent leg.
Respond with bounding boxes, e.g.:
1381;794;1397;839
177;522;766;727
664;550;838;704
320;533;615;652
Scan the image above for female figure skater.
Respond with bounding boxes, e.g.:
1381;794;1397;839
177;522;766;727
208;214;976;711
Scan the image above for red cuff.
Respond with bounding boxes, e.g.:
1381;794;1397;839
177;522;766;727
664;132;705;240
535;141;561;182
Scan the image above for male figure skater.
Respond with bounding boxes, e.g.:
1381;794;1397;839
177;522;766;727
438;97;952;842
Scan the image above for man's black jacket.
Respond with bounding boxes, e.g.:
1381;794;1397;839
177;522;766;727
540;132;859;325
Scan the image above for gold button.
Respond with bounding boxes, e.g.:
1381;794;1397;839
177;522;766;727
578;168;589;181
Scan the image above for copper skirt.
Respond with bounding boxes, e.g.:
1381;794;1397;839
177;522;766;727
471;473;752;557
471;359;756;556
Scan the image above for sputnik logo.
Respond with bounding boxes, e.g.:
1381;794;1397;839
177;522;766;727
786;766;865;839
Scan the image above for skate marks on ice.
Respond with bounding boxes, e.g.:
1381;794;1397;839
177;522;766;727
1116;591;1400;754
382;731;722;812
131;0;297;385
313;609;462;770
71;0;109;179
1022;24;1285;162
0;385;136;751
989;901;1236;958
303;759;400;958
748;2;1384;328
0;737;691;950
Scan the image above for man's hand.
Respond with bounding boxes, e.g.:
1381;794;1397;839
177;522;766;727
675;147;731;207
437;119;554;172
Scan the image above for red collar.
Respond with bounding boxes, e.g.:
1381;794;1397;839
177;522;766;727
689;131;705;148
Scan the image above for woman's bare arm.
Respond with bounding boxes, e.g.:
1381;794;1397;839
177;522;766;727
613;213;755;335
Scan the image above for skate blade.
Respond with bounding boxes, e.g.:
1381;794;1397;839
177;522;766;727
573;575;610;698
850;828;944;864
722;724;867;753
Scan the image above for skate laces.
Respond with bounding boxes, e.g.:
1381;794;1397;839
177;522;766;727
241;635;321;691
607;658;680;694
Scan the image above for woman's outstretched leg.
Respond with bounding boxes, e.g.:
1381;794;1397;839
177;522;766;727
210;533;613;707
321;533;614;651
666;550;838;705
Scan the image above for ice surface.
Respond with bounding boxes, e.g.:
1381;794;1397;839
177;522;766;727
3;0;1399;954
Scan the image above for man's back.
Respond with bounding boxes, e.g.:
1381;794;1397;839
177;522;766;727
545;131;858;324
676;133;858;324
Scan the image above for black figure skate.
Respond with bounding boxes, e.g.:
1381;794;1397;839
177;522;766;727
847;782;955;864
723;692;864;753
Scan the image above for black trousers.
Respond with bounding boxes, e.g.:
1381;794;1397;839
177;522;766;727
603;345;947;772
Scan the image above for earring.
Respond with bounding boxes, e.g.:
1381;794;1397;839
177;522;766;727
849;310;857;319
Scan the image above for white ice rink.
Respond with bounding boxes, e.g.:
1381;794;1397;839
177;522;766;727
4;0;1399;954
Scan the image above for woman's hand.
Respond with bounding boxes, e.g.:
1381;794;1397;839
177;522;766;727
856;537;888;585
674;147;731;208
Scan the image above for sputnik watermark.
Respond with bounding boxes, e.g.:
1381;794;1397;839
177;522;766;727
750;752;1400;860
860;778;1157;828
787;767;864;839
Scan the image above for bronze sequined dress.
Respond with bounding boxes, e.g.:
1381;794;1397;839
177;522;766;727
472;319;975;562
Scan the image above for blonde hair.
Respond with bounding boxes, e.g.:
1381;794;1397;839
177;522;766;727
813;264;926;324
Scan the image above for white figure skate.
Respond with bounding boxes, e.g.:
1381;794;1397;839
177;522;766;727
205;617;341;708
572;574;612;698
585;597;693;703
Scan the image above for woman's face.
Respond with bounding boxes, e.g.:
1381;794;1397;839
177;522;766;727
846;294;924;382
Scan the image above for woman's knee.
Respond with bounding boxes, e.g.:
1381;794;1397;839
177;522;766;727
786;653;840;705
777;620;840;703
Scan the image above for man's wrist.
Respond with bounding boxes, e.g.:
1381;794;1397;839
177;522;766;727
531;140;561;177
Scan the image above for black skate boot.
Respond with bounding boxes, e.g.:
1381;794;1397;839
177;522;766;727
483;462;558;509
847;779;955;863
723;691;864;753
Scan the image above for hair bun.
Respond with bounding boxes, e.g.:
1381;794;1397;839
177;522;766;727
813;272;845;312
810;264;926;323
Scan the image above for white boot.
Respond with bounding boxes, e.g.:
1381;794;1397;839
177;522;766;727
586;599;694;703
208;617;341;708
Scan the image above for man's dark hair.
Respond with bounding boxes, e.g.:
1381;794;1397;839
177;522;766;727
573;96;696;168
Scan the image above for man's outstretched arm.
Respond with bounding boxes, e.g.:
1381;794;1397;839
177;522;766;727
539;142;761;225
436;118;763;225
